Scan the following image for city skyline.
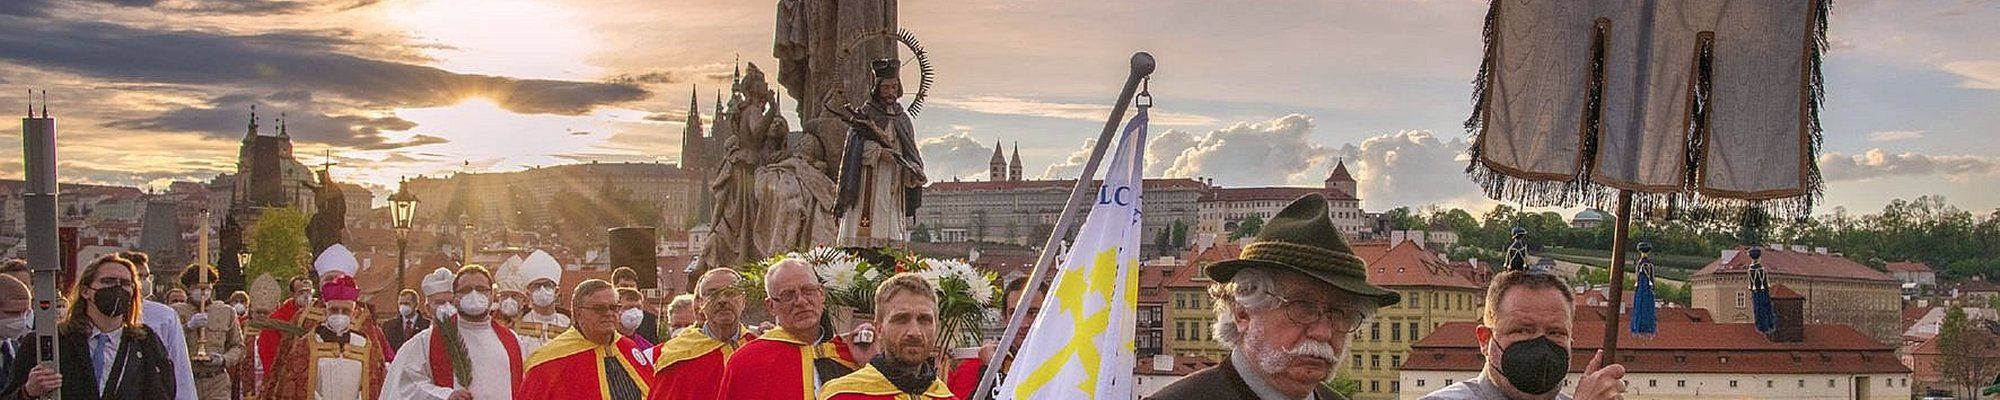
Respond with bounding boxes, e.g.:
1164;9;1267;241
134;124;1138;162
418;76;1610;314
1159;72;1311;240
1;0;1996;214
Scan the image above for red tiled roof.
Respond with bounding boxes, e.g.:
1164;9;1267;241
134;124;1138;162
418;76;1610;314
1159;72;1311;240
926;178;1208;192
1903;306;1935;330
1572;306;1712;323
1166;244;1238;289
1324;160;1355;183
1361;241;1481;289
1204;186;1357;202
1405;318;1907;374
1693;246;1895;282
1957;278;2000;293
1886;262;1932;273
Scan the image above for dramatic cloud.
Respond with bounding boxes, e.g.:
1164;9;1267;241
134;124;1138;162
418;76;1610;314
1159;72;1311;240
1158;114;1335;186
930;96;1219;126
917;131;1000;181
102;92;436;150
1866;130;1925;142
1819;149;2000;182
1943;60;2000;90
1;0;369;18
1040;138;1097;180
1143;129;1199;177
1346;130;1478;209
0;18;647;115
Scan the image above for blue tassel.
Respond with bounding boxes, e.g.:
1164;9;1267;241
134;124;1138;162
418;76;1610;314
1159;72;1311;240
1630;242;1658;338
1749;248;1778;334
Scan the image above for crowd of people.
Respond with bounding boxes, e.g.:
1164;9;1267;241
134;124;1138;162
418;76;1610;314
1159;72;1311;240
0;194;1628;400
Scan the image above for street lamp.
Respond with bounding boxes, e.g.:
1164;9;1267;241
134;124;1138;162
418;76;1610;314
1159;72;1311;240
389;179;420;295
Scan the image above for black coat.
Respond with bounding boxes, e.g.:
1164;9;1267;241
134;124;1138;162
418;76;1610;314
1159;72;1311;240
4;325;176;400
1146;356;1344;400
383;315;432;351
636;312;662;344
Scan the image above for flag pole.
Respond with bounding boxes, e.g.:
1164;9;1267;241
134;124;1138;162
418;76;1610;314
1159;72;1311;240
1600;189;1634;361
972;51;1154;400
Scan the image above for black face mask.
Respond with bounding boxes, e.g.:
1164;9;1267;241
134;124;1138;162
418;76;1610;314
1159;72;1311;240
92;286;133;318
1497;335;1570;395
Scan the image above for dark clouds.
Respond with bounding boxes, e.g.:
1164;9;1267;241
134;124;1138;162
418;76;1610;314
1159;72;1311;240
0;0;374;17
102;91;442;150
0;17;648;115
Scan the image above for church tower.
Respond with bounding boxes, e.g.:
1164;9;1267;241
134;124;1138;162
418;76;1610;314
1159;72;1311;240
989;139;1006;181
1324;158;1358;197
1009;142;1023;181
680;85;704;170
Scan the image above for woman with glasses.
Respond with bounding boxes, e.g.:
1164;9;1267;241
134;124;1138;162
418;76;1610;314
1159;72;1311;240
3;254;177;400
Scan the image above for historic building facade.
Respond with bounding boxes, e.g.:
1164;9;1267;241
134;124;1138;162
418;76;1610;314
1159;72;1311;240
1691;245;1904;344
1195;160;1365;239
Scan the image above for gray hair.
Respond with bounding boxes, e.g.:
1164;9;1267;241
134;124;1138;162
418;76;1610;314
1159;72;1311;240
667;294;697;313
1209;267;1375;349
764;258;814;297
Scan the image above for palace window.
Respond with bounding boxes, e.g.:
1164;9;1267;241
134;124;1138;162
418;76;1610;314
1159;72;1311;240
1391;322;1402;342
1371;355;1380;369
1417;380;1426;388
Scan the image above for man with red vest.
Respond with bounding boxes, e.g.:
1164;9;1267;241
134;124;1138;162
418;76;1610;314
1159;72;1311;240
381;265;525;399
648;268;757;400
718;258;869;400
518;279;653;399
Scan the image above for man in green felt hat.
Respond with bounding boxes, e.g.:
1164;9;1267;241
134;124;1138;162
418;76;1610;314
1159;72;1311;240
1148;193;1398;400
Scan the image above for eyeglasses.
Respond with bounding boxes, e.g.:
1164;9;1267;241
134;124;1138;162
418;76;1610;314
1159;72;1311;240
769;286;823;304
576;304;617;315
1264;290;1365;333
455;286;493;296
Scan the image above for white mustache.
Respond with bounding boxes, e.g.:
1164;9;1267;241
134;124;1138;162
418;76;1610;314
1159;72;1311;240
1287;340;1338;362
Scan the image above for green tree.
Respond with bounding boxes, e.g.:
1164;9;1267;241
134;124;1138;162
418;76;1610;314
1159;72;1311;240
1936;307;2000;399
1325;371;1362;398
245;207;310;285
1385;207;1426;230
1170;220;1190;248
911;223;932;243
1230;216;1265;241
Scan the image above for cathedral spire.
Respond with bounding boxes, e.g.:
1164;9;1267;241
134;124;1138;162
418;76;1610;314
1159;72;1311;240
244;104;260;141
1009;141;1023;181
989;139;1006;182
277;112;289;138
682;85;705;168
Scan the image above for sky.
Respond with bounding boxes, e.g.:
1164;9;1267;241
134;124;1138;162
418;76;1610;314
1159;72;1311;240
1;0;1996;216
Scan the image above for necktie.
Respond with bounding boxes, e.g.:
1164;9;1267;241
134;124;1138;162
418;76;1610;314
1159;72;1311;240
93;333;113;391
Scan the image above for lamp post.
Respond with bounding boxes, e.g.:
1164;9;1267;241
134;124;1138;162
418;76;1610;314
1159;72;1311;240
389;179;419;295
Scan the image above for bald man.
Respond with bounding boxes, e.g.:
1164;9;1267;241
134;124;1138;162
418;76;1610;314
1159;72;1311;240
0;275;31;395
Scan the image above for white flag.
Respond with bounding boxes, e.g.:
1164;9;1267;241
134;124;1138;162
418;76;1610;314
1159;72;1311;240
998;109;1147;400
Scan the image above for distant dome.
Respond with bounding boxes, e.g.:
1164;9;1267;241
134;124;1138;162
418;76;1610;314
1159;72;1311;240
1574;208;1610;222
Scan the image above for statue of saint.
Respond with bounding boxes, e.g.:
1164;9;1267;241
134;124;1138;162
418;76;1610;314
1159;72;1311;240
753;131;840;254
700;63;789;269
776;0;898;122
828;59;925;247
305;168;346;254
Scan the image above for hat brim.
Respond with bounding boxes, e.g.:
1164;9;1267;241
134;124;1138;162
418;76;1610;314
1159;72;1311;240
1206;259;1401;308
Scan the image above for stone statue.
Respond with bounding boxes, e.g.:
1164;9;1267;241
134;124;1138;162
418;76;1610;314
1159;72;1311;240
828;59;925;247
753;131;840;254
699;63;790;269
305;168;345;254
775;0;898;123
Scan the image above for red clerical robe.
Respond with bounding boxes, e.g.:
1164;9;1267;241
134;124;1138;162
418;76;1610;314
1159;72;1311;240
519;329;654;400
647;326;756;400
718;327;861;400
819;364;958;400
253;298;304;381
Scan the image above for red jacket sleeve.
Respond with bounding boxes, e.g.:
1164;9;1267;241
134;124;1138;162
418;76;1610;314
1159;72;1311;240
948;357;985;399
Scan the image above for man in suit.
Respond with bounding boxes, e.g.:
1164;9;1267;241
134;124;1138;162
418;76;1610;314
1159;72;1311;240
1148;194;1399;400
611;267;664;344
384;287;435;354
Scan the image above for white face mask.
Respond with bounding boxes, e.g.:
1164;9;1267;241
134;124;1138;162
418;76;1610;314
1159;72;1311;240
230;303;246;316
459;291;493;317
499;298;522;317
295;292;313;305
619;308;644;331
398;304;414;317
324;314;352;334
0;315;28;339
531;288;557;307
189;289;211;304
435;304;458;321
